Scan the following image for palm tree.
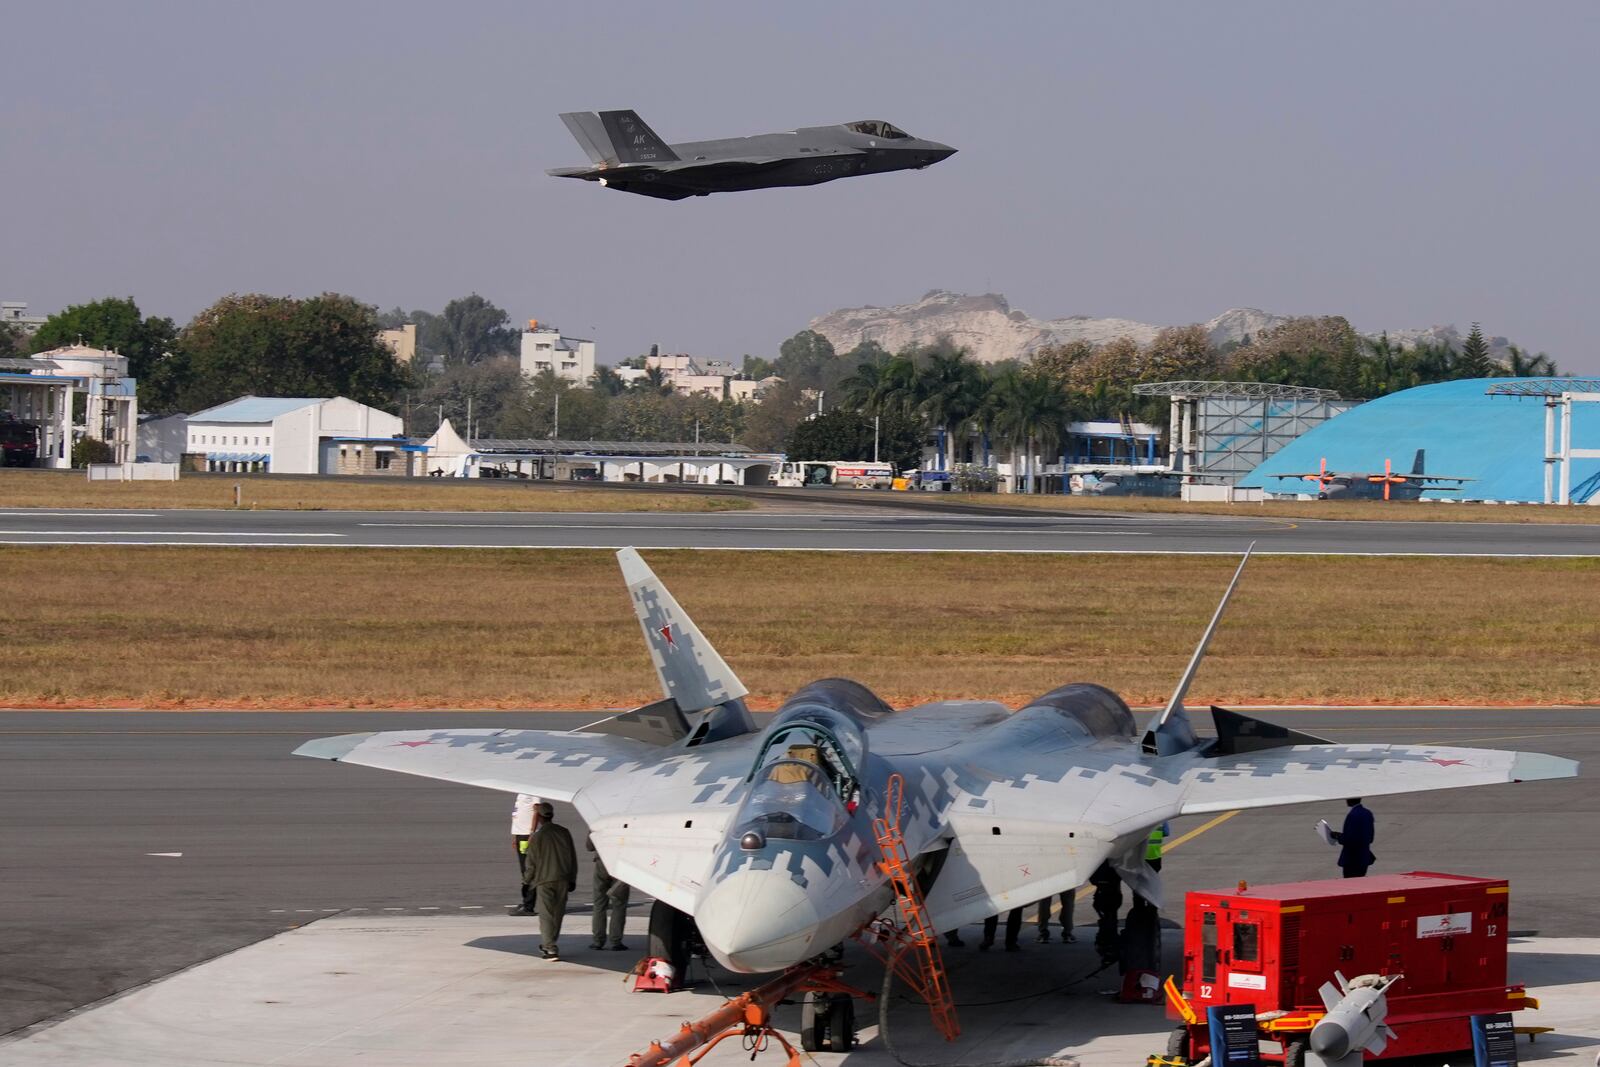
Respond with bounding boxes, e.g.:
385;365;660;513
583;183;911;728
592;365;626;396
916;349;985;470
1503;345;1558;377
988;370;1071;493
632;365;674;396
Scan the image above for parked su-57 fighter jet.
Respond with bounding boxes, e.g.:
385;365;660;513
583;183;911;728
547;110;955;200
296;548;1576;976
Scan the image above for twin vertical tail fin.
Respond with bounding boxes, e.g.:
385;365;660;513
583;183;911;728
617;548;748;715
559;110;679;165
1142;543;1255;755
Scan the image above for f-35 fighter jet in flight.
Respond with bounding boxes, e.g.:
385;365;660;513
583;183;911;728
297;548;1575;977
548;111;955;200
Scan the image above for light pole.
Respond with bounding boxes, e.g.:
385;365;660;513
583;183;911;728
873;415;880;464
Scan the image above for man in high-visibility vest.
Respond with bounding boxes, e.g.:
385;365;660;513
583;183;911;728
509;794;539;916
1145;822;1168;873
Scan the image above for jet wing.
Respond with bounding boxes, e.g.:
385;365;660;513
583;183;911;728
293;727;659;803
1178;743;1578;815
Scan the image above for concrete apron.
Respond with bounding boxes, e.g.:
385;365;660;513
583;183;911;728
1;916;1595;1066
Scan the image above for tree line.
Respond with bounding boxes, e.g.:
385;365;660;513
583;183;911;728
12;295;1559;477
781;318;1561;491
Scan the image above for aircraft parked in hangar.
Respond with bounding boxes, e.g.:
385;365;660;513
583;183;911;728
547;110;956;200
297;547;1575;978
1269;449;1473;500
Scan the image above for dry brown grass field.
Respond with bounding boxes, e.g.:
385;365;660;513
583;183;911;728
926;491;1600;524
1;547;1596;709
0;469;752;513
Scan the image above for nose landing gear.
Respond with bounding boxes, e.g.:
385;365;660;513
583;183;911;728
799;991;856;1053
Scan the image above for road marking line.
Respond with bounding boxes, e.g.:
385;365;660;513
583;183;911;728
419;906;441;910
144;851;183;857
357;521;1152;536
0;511;161;517
0;530;344;537
460;905;484;909
1163;810;1242;853
0;539;1593;557
382;907;403;911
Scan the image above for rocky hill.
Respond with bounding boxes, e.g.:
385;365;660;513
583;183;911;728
807;290;1511;364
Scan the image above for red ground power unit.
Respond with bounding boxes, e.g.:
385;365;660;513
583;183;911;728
1169;871;1529;1062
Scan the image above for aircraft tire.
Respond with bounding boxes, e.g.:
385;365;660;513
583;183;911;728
799;992;824;1052
825;996;855;1052
647;900;692;983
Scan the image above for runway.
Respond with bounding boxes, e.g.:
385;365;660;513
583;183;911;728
2;506;1600;554
2;707;1593;1036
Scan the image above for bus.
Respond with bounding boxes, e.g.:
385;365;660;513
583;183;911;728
774;460;894;489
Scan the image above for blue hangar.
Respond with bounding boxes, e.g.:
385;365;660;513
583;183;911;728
1241;378;1600;503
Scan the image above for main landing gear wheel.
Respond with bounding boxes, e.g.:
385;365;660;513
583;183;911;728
800;992;856;1053
646;900;693;984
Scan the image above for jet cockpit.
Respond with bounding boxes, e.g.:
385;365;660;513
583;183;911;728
844;120;910;139
738;715;865;849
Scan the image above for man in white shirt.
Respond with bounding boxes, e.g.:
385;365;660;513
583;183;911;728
510;794;539;916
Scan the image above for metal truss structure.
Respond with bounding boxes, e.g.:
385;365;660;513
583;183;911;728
1134;381;1354;485
1486;379;1600;503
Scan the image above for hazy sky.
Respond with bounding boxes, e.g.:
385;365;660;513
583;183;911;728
5;3;1597;369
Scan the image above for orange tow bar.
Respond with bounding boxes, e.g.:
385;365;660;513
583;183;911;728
626;962;863;1067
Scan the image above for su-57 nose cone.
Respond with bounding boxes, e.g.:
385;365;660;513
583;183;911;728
696;869;819;974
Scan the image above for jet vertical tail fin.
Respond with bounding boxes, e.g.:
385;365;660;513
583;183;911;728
1143;543;1254;754
598;110;679;163
617;548;748;714
559;112;615;164
1411;448;1426;476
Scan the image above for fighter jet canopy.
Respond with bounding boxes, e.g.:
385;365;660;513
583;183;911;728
844;119;910;139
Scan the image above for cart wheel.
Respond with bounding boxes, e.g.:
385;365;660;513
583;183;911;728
1166;1025;1192;1062
800;992;825;1052
646;900;692;983
1283;1038;1307;1067
826;996;855;1052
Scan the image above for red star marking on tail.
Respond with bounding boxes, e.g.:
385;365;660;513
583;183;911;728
659;624;675;648
392;740;436;748
1428;757;1468;767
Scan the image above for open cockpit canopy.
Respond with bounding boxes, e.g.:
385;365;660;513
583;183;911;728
746;716;861;798
845;119;909;139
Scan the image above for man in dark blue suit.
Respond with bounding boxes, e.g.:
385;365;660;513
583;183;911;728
1329;798;1376;877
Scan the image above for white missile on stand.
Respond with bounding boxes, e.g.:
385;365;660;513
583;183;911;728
1308;971;1402;1067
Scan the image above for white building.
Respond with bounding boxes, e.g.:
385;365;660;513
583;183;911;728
520;323;595;384
0;345;138;467
185;396;408;474
2;302;48;335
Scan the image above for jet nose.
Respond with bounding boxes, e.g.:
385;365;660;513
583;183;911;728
926;142;957;162
696;869;819;974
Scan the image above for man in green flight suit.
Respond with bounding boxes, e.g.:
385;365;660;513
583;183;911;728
522;801;578;960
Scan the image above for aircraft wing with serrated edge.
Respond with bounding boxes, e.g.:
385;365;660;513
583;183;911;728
1178;743;1577;815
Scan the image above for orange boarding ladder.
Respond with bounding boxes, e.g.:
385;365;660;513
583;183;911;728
866;772;960;1042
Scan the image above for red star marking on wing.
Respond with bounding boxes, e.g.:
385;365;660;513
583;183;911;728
1428;757;1468;767
659;624;675;648
391;740;436;748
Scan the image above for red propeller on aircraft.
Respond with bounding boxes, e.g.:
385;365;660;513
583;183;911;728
1367;457;1407;500
1303;457;1338;498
